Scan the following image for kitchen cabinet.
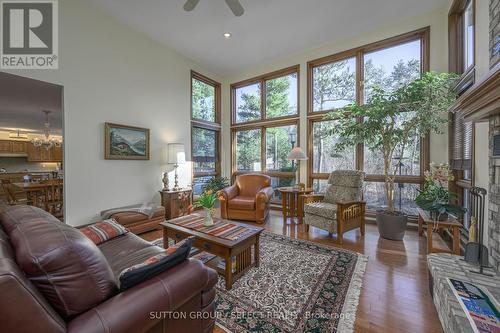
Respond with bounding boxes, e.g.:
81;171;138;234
27;143;62;162
0;140;28;155
11;141;27;154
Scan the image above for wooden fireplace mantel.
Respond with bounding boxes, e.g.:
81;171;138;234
449;63;500;121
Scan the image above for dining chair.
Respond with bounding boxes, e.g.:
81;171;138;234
1;180;28;206
44;179;64;218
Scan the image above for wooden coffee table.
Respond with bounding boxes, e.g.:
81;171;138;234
161;214;264;290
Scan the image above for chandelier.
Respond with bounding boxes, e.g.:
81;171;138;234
31;110;62;150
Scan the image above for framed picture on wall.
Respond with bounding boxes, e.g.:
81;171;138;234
104;122;150;160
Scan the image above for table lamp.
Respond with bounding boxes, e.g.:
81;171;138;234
167;143;186;191
287;147;308;188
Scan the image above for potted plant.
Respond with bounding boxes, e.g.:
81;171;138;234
326;72;458;240
203;176;230;193
415;163;465;221
193;190;218;226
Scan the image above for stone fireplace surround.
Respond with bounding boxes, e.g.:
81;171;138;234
451;65;500;270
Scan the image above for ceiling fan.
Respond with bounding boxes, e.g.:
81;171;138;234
183;0;244;17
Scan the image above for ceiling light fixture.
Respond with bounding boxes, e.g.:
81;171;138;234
31;110;62;150
223;32;232;39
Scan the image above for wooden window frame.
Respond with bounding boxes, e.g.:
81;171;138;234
449;0;476;94
306;28;431;215
190;71;222;183
231;118;300;183
230;65;300;126
230;65;301;191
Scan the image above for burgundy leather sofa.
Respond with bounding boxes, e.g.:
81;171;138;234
0;205;218;333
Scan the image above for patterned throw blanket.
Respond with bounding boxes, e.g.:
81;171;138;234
100;203;160;220
168;214;255;241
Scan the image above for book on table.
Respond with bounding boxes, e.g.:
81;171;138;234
447;278;500;333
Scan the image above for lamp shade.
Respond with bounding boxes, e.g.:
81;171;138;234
287;147;308;160
167;143;186;164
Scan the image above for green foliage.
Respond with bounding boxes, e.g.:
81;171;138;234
238;93;261;122
192;190;218;209
202;176;230;193
265;75;296;118
313;59;356;111
326;72;459;212
192;79;215;122
192;127;216;172
236;129;261;170
236;75;296;172
266;125;295;171
415;177;465;218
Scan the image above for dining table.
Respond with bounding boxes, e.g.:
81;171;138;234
12;179;63;209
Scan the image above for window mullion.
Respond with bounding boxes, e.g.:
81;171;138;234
356;50;364;172
261;79;266;121
261;126;266;173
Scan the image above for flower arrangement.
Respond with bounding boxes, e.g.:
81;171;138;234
415;163;465;221
192;190;218;226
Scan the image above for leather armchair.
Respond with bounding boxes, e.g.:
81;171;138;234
219;174;273;224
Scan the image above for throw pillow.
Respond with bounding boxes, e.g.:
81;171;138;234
118;236;194;291
80;219;128;245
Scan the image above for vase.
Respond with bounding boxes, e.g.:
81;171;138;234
203;208;214;227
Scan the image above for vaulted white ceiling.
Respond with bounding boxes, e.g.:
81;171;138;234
86;0;449;76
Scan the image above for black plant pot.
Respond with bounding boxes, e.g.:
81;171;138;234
376;211;408;241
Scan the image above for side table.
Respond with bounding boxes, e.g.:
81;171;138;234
417;208;461;255
159;189;192;219
278;187;313;224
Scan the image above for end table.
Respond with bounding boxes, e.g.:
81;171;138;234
159;189;192;219
277;187;313;224
417;208;461;255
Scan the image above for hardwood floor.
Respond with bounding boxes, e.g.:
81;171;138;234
141;211;444;333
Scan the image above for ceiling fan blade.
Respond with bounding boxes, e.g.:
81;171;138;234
225;0;244;16
183;0;200;11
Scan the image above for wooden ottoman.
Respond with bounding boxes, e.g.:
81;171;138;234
106;206;165;234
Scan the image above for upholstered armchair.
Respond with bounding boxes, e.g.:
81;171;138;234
219;174;274;224
303;170;366;244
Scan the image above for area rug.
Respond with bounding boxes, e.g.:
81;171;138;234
152;232;367;333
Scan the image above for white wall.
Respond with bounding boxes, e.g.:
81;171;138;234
4;0;221;225
221;5;451;183
475;0;492;79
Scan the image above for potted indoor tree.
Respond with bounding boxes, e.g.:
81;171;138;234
326;72;458;240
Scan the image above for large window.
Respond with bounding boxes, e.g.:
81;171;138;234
232;66;299;124
311;120;356;174
235;129;261;172
449;0;475;93
231;66;300;204
191;71;221;196
312;57;356;112
307;28;429;215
